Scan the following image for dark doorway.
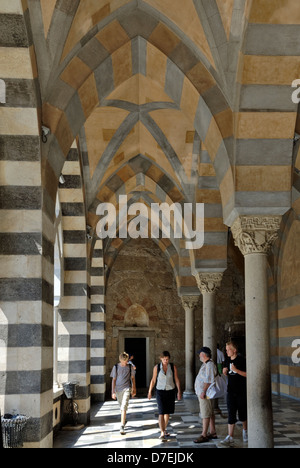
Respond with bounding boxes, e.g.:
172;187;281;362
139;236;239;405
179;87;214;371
125;338;147;389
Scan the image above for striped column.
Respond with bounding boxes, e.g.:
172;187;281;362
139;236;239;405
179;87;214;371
0;1;54;447
57;145;91;425
90;239;106;402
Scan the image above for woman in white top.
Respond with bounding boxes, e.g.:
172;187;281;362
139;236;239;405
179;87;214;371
148;351;182;441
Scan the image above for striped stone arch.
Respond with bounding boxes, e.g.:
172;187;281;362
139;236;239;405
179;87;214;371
99;183;193;294
231;0;299;226
49;0;224;90
267;98;300;399
41;17;234;290
42;21;235;223
0;0;56;447
42;36;232;290
100;181;225;291
194;142;228;273
92;143;227;293
93;157;185;210
92;152;186;207
84;128;227;280
57;143;91;424
83;105;194;206
293;105;300;204
272;208;300;399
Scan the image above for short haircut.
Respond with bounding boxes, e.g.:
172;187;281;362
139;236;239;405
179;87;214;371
226;341;239;352
119;352;129;362
160;351;171;359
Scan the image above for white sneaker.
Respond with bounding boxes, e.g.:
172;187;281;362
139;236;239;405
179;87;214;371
220;435;235;447
243;429;248;442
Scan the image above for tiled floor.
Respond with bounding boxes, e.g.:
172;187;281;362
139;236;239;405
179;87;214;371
54;395;300;449
272;397;300;447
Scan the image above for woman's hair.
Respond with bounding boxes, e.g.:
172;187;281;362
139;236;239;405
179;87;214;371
160;351;171;359
226;340;239;352
119;352;129;362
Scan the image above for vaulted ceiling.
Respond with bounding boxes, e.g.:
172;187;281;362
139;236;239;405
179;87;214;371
25;0;300;291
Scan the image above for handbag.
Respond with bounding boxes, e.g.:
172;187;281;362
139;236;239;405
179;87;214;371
206;374;228;399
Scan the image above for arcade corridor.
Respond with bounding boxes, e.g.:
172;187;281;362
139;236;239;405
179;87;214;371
1;0;300;449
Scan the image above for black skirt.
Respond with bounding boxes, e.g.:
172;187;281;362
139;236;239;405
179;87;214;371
156;389;176;415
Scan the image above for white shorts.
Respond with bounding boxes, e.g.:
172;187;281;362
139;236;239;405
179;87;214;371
116;388;131;412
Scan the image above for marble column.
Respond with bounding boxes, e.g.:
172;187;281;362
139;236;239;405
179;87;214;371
181;296;200;397
196;273;223;365
231;215;281;449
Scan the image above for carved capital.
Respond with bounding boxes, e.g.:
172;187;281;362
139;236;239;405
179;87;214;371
196;273;223;294
231;215;282;256
181;296;200;312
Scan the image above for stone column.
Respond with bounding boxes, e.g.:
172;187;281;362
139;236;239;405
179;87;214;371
231;215;281;449
181;296;200;397
196;273;223;364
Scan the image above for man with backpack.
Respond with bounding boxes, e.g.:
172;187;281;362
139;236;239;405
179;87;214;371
110;352;136;435
147;351;182;441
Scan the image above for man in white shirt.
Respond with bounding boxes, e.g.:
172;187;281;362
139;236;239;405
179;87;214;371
194;347;217;444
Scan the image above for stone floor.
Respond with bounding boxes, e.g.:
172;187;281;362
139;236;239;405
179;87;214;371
54;394;300;449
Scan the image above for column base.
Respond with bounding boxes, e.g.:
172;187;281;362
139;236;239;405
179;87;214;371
183;392;199;414
183;390;196;399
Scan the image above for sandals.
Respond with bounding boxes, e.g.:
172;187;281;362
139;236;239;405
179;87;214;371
193;435;209;444
194;433;218;444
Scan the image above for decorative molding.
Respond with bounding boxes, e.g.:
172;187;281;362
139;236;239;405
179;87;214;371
195;273;223;294
181;295;200;311
231;215;282;256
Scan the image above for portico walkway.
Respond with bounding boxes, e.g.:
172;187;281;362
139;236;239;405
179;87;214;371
54;395;300;449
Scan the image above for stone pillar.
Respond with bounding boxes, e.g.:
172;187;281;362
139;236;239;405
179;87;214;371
181;296;200;397
231;215;281;449
196;273;223;364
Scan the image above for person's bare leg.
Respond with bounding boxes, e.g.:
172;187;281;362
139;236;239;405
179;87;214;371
228;424;235;438
164;414;170;435
121;410;126;426
209;414;216;436
202;417;210;437
159;415;166;437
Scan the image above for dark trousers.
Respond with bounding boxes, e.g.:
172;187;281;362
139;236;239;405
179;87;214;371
227;391;247;425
